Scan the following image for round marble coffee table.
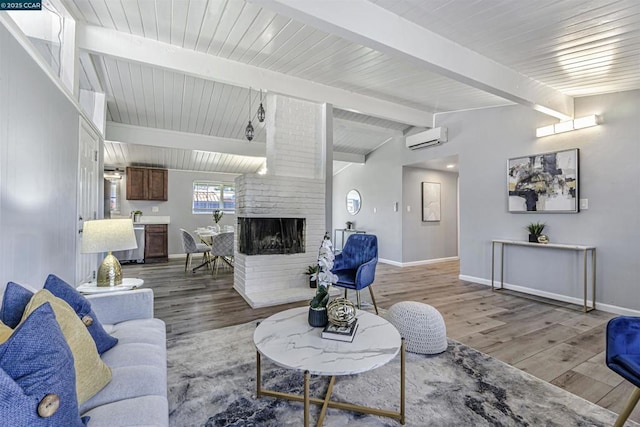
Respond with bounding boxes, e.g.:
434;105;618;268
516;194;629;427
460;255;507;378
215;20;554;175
254;306;405;426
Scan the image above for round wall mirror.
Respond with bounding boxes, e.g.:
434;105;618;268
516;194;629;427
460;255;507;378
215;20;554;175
346;189;361;215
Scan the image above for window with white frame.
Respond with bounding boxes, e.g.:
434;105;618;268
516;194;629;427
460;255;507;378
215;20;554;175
192;181;235;214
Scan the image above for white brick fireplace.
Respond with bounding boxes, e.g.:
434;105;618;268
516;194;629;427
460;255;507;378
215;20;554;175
233;95;332;308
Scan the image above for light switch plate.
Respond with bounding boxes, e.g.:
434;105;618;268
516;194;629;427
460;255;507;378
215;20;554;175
152;206;159;213
579;199;589;210
407;205;411;212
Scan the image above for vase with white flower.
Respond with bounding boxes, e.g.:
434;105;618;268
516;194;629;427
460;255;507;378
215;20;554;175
308;233;339;327
212;209;224;233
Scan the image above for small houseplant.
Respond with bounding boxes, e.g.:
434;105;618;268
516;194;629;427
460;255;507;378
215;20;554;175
308;233;338;327
526;222;545;243
305;264;319;288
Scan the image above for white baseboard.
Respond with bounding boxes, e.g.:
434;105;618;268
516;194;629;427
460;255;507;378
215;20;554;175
459;274;640;316
379;256;459;268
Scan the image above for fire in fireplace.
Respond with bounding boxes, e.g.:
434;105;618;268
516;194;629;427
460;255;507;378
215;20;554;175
238;217;305;255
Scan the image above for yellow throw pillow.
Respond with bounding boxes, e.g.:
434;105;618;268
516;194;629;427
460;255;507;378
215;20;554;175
21;290;112;404
0;321;11;343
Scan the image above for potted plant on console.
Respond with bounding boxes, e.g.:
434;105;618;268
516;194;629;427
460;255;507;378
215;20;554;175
308;233;338;327
305;264;319;288
526;221;546;243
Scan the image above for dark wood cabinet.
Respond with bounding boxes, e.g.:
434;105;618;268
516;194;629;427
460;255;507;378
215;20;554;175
126;167;168;201
144;224;168;263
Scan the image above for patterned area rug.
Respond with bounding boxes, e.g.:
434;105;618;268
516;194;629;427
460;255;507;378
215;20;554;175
167;320;631;427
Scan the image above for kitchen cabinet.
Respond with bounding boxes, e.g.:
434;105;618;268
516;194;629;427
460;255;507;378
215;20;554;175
126;167;168;201
144;224;168;263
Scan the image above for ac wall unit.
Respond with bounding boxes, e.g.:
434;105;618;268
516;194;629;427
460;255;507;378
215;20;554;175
405;127;448;150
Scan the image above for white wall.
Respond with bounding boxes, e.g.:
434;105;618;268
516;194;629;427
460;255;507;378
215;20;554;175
118;170;240;255
0;24;80;290
332;137;404;262
402;167;458;262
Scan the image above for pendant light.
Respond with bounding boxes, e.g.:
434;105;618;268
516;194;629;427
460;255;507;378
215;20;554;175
257;89;265;123
245;87;254;141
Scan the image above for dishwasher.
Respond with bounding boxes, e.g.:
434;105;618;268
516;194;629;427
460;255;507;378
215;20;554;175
113;225;146;263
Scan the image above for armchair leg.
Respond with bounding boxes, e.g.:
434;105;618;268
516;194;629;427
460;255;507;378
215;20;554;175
614;387;640;427
184;254;191;272
356;290;362;309
368;286;379;315
344;289;348;299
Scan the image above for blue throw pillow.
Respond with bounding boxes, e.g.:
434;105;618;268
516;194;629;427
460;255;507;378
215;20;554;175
0;282;34;328
44;274;118;354
0;303;88;426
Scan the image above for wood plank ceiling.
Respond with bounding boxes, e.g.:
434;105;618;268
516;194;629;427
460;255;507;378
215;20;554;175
65;0;639;174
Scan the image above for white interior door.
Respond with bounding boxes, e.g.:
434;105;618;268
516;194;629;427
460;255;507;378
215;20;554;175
76;117;100;284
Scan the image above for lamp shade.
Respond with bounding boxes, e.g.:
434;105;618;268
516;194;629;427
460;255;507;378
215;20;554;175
81;219;137;253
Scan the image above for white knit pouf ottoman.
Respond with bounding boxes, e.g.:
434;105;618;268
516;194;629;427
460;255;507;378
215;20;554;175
387;301;447;354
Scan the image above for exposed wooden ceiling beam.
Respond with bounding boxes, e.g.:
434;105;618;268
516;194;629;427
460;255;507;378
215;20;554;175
77;24;433;127
252;0;575;120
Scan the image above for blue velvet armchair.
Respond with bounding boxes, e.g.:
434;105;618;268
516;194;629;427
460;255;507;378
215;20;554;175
331;234;379;314
606;316;640;426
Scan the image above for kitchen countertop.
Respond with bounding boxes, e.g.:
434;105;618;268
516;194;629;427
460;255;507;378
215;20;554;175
134;216;171;225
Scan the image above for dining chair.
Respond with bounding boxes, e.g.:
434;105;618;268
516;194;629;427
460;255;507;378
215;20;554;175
210;231;234;277
606;316;640;426
331;234;379;314
179;229;212;272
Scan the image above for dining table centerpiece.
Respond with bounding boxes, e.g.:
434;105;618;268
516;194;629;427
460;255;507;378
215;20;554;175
212;209;224;233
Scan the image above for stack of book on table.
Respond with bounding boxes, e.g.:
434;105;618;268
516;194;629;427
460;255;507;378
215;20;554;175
322;319;358;342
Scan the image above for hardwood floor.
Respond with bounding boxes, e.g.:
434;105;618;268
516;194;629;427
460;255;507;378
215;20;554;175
123;258;639;423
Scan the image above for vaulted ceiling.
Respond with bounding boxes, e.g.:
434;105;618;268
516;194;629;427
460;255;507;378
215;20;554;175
59;0;640;174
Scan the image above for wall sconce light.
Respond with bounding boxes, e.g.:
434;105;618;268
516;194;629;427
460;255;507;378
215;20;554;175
536;115;600;138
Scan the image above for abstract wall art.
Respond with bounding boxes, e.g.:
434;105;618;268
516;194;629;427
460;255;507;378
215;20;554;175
422;182;441;221
507;148;579;213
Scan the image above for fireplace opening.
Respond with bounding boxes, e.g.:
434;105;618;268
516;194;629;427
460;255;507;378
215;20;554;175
238;217;305;255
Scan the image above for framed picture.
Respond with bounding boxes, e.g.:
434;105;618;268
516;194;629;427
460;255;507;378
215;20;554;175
422;182;441;221
507;148;579;213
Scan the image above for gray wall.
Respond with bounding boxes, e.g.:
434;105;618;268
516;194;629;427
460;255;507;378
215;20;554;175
0;24;80;290
335;90;639;312
119;170;240;255
410;90;640;312
333;137;404;262
402;167;458;262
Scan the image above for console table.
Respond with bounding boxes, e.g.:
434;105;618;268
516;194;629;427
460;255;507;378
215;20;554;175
334;229;365;251
490;240;596;312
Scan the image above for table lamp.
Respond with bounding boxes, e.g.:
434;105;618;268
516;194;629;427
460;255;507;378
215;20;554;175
81;219;138;287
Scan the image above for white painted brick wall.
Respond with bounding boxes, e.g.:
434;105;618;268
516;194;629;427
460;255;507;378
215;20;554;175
234;94;329;307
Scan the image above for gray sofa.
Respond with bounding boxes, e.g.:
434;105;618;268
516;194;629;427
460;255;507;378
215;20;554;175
81;289;168;427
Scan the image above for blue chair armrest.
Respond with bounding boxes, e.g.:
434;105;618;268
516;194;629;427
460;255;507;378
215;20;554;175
354;257;377;290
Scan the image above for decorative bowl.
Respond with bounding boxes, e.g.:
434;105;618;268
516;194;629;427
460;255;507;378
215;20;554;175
327;298;357;327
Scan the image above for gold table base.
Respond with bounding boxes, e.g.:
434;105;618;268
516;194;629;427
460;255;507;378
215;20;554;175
256;338;406;426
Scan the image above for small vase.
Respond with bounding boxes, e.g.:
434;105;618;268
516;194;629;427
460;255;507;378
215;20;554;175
529;234;539;243
213;223;221;233
309;279;317;289
308;307;328;327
